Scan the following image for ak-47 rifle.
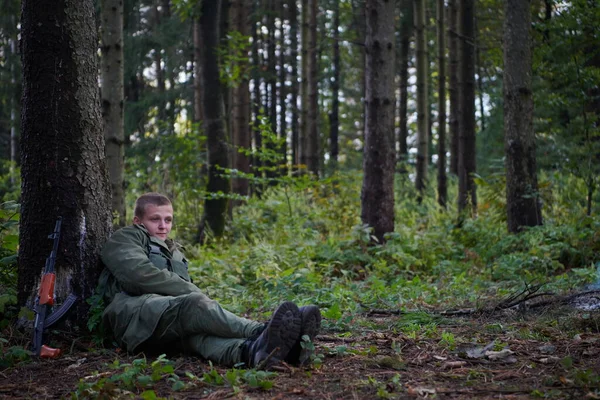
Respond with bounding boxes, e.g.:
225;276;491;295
32;217;77;358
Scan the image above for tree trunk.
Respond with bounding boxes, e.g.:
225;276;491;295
289;0;299;168
230;0;251;202
414;0;429;198
397;0;413;166
504;0;542;232
193;19;204;123
306;0;320;176
152;3;166;130
328;0;340;173
19;0;113;323
266;0;278;180
457;0;477;217
448;0;459;175
351;0;366;143
251;0;262;194
200;0;230;239
279;0;288;173
362;0;396;243
101;0;126;227
300;1;309;170
437;0;447;208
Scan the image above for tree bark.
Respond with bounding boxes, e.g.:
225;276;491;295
504;0;542;232
437;0;447;208
19;0;112;323
199;0;230;239
328;0;340;172
414;0;429;198
193;19;204;123
230;0;251;202
306;0;320;176
362;0;396;243
289;0;300;168
397;0;413;166
448;0;459;175
457;0;477;217
101;0;126;227
278;0;288;173
299;1;309;168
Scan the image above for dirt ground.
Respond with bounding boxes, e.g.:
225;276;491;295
1;309;600;399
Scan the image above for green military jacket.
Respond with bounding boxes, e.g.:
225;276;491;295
97;224;200;352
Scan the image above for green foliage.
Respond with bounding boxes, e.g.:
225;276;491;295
0;339;30;368
217;30;251;87
72;354;182;399
0;201;19;331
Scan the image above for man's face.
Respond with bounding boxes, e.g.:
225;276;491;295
133;204;173;241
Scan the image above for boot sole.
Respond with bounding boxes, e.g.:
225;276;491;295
256;301;302;368
298;306;321;364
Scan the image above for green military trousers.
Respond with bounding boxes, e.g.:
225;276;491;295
143;292;264;366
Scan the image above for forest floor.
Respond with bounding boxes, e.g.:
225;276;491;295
2;301;600;400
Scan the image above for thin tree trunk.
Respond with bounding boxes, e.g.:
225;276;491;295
457;0;477;216
398;0;413;166
266;0;278;181
306;0;320;176
448;0;459;175
279;0;288;172
329;0;340;172
437;0;447;208
153;3;166;128
289;0;299;168
414;0;429;198
361;0;396;243
101;0;126;227
231;0;251;202
299;1;309;168
193;20;204;123
251;0;263;194
504;0;542;232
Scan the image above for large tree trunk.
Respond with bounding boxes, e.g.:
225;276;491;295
504;0;542;232
306;0;320;175
19;0;113;323
437;0;447;208
448;0;459;175
101;0;126;227
328;0;340;172
199;0;230;239
414;0;429;199
457;0;477;217
361;0;396;243
397;0;413;166
230;0;251;202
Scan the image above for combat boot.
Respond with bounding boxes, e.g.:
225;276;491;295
285;305;321;365
242;301;301;369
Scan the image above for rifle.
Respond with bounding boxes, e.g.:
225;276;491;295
32;217;77;358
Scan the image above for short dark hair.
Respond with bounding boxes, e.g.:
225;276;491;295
134;192;172;218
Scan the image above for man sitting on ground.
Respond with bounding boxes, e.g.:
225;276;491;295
97;192;321;368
